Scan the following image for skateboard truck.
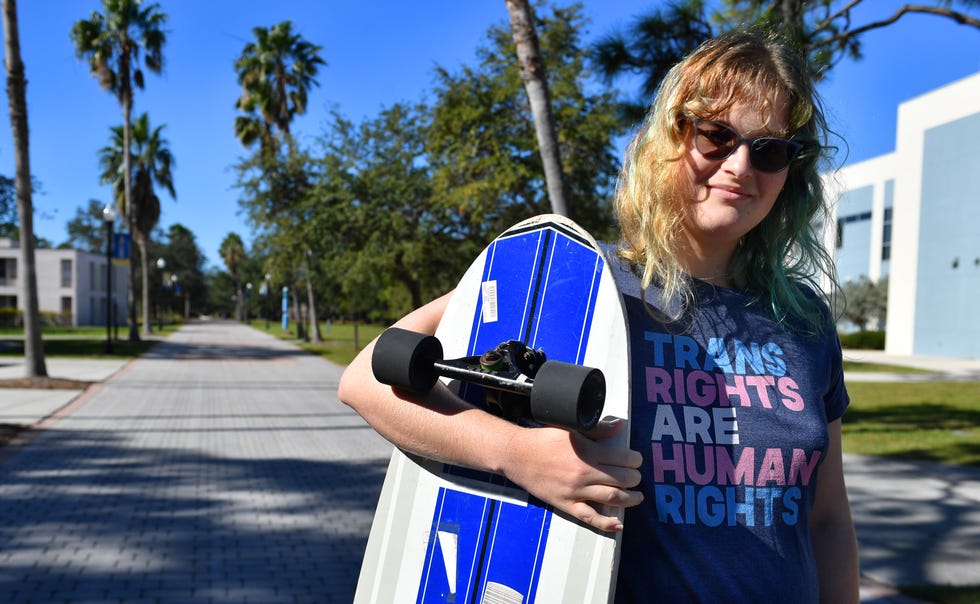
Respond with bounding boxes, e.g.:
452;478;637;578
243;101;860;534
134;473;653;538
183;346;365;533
371;327;605;432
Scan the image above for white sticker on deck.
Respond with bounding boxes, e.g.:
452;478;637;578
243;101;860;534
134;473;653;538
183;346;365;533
482;280;499;323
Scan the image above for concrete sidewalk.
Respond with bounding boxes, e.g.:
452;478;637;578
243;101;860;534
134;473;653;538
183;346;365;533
843;348;980;382
0;321;393;603
0;358;131;424
0;328;975;602
846;454;980;589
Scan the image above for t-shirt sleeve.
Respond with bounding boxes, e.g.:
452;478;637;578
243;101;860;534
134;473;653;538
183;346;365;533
824;328;850;423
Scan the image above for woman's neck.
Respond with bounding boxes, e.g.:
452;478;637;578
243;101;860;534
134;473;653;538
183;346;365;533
678;238;738;289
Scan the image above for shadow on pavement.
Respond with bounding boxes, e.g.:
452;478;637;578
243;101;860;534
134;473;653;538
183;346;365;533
0;425;388;603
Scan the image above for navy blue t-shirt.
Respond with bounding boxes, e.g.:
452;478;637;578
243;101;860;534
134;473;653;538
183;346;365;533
603;247;849;603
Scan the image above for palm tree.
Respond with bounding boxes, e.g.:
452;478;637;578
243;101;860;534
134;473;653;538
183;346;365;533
72;0;167;341
233;20;326;151
504;0;569;217
99;113;175;336
234;21;325;341
219;233;246;321
2;0;46;377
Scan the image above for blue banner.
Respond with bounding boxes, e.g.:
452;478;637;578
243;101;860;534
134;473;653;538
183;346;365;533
112;233;131;260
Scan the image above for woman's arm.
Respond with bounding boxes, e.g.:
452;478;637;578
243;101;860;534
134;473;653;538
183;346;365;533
338;291;644;532
810;419;860;603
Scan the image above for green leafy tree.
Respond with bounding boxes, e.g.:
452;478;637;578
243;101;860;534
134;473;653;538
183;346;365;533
3;0;45;376
99;112;175;336
315;104;464;319
161;223;205;318
64;199;112;253
0;174;16;238
428;2;621;242
235;141;319;338
593;0;980;121
840;275;888;331
72;0;167;341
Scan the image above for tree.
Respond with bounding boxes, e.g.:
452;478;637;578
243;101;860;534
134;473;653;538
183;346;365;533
592;0;713;122
233;20;326;153
72;0;167;341
428;3;621;242
99;112;175;336
840;275;888;331
233;20;325;340
314;104;465;318
219;233;246;321
504;0;568;217
234;141;320;339
0;174;16;238
161;223;205;319
593;0;980;121
2;0;45;377
64;199;112;253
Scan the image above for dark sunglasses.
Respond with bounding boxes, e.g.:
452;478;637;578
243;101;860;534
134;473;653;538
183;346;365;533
692;119;802;173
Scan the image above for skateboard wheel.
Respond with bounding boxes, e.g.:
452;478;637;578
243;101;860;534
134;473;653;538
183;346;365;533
371;328;443;393
529;361;605;431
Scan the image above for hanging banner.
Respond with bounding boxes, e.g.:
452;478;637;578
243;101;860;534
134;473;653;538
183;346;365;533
113;232;131;260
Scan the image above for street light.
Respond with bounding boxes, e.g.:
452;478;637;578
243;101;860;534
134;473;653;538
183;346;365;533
102;204;115;354
156;258;166;331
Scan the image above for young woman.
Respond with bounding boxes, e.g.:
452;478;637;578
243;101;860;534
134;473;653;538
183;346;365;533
340;29;859;603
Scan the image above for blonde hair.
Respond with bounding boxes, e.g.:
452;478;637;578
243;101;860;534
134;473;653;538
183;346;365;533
614;29;837;333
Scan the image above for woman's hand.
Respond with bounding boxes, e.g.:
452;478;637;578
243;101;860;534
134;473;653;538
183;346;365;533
501;419;644;533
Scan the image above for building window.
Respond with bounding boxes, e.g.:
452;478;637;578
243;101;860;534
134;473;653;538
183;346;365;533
0;295;15;309
0;258;14;286
881;207;893;261
836;211;872;248
61;259;72;287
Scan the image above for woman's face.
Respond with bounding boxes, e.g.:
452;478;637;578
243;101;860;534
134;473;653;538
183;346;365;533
680;100;791;258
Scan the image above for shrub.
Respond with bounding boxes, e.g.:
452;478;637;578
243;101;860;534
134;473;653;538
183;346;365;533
839;330;885;350
0;307;21;327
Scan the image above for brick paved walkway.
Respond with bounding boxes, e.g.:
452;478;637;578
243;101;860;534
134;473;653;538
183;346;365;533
0;321;393;603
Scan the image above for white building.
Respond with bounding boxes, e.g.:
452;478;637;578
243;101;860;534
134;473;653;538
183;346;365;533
828;71;980;359
0;238;129;327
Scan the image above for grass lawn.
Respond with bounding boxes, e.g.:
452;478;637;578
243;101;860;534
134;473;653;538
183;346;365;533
247;319;385;366
0;325;180;358
843;381;980;467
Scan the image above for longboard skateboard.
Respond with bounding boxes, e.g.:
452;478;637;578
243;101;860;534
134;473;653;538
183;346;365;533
355;214;630;603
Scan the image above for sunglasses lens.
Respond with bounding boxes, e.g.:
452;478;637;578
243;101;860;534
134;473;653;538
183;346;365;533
750;139;797;173
694;122;739;160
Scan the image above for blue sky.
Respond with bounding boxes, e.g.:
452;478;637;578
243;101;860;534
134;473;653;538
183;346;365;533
0;1;978;269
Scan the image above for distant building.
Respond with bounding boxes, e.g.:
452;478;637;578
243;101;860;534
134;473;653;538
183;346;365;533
0;238;129;327
826;70;980;359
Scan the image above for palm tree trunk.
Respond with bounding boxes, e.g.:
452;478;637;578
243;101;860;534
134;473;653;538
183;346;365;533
119;76;140;342
2;0;46;377
122;93;139;341
139;238;152;336
505;0;569;217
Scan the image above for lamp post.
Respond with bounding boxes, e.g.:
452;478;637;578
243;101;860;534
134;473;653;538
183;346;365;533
102;205;115;354
260;273;271;329
156;258;166;331
245;282;252;324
